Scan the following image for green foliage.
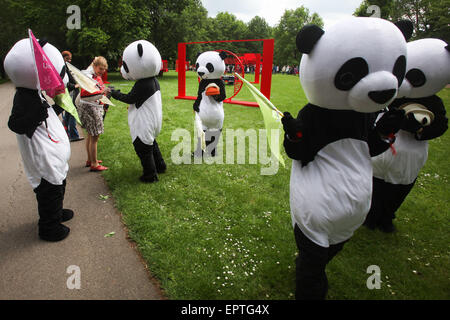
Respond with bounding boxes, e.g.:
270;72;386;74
272;6;324;66
354;0;450;42
1;1;447;80
354;0;395;19
99;72;450;299
67;27;110;59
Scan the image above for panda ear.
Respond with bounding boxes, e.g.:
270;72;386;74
394;20;414;41
137;43;143;57
219;51;227;60
38;38;48;48
445;44;450;52
296;25;324;54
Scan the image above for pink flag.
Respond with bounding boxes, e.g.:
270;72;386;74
28;29;65;98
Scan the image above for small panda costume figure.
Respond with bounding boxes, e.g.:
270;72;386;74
281;17;412;299
193;51;227;157
111;40;166;183
5;38;73;242
366;38;450;232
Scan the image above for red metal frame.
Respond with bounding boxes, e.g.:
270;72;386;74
217;49;245;100
175;39;274;108
161;60;168;72
236;53;261;84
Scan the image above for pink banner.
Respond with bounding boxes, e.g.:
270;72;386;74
29;29;65;98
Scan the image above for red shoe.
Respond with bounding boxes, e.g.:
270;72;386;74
85;160;103;167
90;165;108;172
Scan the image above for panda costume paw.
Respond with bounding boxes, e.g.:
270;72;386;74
375;108;406;136
281;111;303;141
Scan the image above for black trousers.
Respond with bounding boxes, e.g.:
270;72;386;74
294;224;346;300
33;178;66;232
194;129;222;157
133;137;166;179
365;177;416;228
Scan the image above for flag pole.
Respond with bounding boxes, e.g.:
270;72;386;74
234;72;284;118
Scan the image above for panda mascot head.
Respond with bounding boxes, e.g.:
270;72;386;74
120;40;161;81
195;51;227;80
398;38;450;99
297;17;413;113
4;38;68;89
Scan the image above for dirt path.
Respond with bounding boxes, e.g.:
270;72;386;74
0;82;164;299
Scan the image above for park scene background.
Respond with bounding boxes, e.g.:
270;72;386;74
0;0;448;300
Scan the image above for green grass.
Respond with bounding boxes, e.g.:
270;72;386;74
98;71;449;300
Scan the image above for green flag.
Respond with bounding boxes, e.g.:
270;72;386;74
53;88;82;125
234;73;285;167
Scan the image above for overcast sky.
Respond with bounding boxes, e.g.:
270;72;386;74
200;0;365;29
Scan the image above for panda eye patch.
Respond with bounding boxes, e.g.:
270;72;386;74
405;68;426;87
122;61;129;73
393;55;406;86
206;63;214;73
334;57;369;91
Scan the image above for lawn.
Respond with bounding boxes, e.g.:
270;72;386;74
97;70;449;300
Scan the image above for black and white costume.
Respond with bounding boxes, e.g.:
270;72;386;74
111;40;166;183
193;51;227;157
366;38;450;232
281;17;412;299
5;38;72;241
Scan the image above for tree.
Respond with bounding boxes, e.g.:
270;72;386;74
354;0;450;43
391;0;450;42
245;16;273;54
149;0;208;65
0;0;209;72
422;0;450;43
354;0;395;19
272;6;324;66
66;0;153;68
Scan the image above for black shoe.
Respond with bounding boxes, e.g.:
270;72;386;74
70;137;85;142
39;224;70;242
139;175;159;183
61;209;74;222
362;220;377;230
157;164;167;174
378;222;396;233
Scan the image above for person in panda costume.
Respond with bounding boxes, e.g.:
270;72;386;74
365;38;449;233
5;38;73;242
281;17;412;299
192;51;227;157
111;40;166;183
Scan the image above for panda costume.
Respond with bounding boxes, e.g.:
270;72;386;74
193;51;227;157
365;38;450;232
5;38;73;242
111;40;166;183
281;17;412;299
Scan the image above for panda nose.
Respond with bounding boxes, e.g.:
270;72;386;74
368;89;396;104
198;72;205;77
